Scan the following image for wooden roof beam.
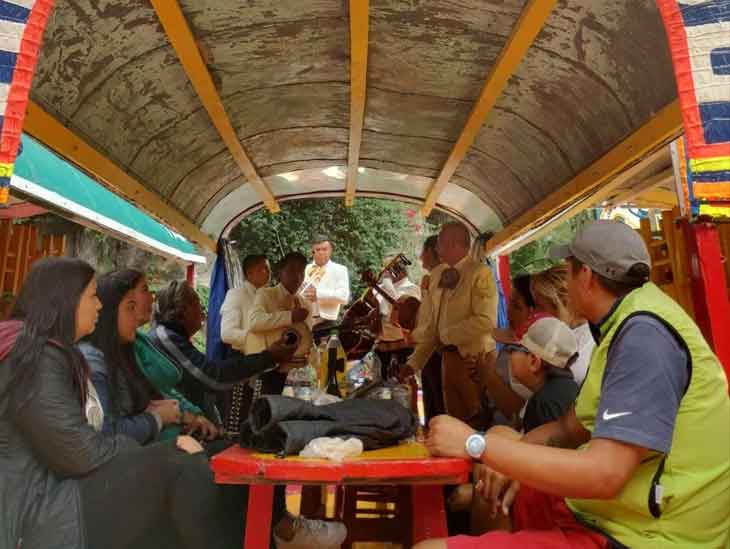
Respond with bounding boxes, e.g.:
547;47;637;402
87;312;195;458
150;0;280;213
24;101;217;252
421;0;558;216
344;0;370;207
486;100;683;255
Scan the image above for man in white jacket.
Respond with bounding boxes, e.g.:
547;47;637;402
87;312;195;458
301;235;351;325
219;254;270;353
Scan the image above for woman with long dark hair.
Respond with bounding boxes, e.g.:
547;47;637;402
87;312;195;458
79;269;217;444
0;258;242;549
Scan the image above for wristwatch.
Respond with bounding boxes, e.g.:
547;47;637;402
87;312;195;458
465;432;487;460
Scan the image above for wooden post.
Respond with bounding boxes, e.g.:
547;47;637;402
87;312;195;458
680;219;730;382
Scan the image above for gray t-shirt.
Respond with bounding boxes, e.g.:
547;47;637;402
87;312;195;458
592;315;689;454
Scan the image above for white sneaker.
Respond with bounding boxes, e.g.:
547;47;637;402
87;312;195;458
274;516;347;549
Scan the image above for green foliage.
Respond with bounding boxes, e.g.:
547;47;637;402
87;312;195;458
509;210;599;276
229;198;441;297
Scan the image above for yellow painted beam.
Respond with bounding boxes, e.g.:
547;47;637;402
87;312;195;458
345;0;370;207
487;100;683;255
24;101;217;252
150;0;280;213
421;0;558;216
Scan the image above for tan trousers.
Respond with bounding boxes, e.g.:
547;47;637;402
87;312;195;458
441;349;496;429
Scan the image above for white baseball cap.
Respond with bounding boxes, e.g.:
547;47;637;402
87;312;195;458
520;317;578;369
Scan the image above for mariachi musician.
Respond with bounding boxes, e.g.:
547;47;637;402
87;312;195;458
400;222;499;430
373;255;421;379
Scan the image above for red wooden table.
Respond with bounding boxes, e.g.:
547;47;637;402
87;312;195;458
211;442;472;548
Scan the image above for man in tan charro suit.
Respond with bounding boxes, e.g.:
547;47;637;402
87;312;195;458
400;222;498;429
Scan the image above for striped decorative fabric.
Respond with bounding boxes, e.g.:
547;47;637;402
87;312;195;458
0;0;54;205
657;0;730;212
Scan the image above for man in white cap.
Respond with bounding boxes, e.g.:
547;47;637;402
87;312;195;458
416;220;729;549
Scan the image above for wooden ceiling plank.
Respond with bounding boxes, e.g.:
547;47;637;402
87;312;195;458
487;100;683;255
24;101;217;251
150;0;280;213
344;0;370;207
421;0;558;215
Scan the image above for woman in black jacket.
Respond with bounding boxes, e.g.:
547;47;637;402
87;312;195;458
0;258;242;549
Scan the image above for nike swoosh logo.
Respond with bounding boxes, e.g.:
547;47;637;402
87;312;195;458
603;410;633;421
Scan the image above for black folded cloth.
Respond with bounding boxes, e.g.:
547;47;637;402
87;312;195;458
239;395;417;456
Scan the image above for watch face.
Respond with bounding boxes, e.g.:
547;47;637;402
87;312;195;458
467;434;485;459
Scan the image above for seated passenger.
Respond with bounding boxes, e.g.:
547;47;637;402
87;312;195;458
79;271;184;445
0;258;243;549
502;317;578;433
149;279;294;423
530;265;594;386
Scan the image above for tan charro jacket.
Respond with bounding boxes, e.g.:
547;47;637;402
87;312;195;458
407;255;497;371
245;283;313;358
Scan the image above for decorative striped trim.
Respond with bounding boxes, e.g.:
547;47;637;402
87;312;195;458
0;0;51;204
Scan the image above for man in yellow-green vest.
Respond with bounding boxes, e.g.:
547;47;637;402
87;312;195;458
417;220;729;549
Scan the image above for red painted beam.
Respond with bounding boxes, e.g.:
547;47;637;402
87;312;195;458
681;220;730;383
498;255;512;303
0;202;47;219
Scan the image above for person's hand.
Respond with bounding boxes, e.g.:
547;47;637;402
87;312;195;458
148;399;181;426
184;414;220;441
303;286;317;303
176;435;204;454
268;338;297;364
473;463;520;518
425;415;475;459
397;363;417;383
291;307;309;323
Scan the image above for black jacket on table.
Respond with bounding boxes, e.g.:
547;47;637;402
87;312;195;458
0;343;138;549
147;321;277;417
240;395;418;456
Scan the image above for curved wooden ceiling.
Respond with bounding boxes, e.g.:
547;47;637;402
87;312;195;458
29;0;677;248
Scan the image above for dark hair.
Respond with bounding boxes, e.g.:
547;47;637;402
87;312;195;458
2;258;95;410
242;254;267;278
154;280;196;326
311;234;332;247
423;235;440;260
569;258;649;298
512;275;536;308
85;270;155;416
278;251;308;273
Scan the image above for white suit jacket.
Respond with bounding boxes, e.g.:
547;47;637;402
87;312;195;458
219;281;258;352
303;260;350;320
246;283;313;358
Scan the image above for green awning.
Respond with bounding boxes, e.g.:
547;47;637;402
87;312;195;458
11;134;205;264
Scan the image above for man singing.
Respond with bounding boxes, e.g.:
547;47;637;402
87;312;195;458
301;235;351;326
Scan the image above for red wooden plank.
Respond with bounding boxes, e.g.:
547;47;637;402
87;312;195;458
411;485;449;543
244;484;274;549
211;446;472;485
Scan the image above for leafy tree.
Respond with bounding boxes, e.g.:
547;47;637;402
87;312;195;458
509;209;599;276
229;198;444;297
